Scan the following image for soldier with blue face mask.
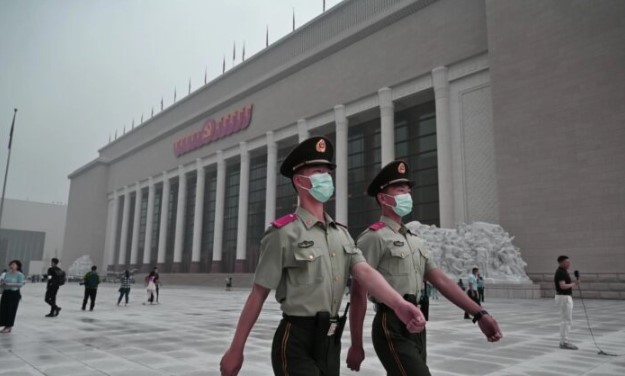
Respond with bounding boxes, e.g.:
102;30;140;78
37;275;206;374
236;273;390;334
347;160;503;375
221;138;428;376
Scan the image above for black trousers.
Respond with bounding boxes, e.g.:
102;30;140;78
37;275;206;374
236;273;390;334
117;288;130;305
372;308;431;376
478;287;485;302
0;290;21;327
45;285;59;313
271;318;341;376
82;288;97;310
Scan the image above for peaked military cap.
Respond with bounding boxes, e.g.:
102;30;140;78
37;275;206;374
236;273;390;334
280;136;336;178
367;160;414;196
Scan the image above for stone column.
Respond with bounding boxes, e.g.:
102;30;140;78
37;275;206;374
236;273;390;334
191;159;205;272
334;105;348;224
172;165;187;272
129;182;142;270
142;177;155;272
379;87;395;166
157;172;170;270
432;66;454;228
117;187;130;269
235;142;250;272
107;192;120;272
265;131;277;227
297;119;309;142
211;151;226;273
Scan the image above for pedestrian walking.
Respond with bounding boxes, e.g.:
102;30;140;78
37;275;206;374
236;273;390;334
81;265;100;311
347;160;502;375
143;271;157;305
117;270;132;306
0;260;25;333
220;137;426;376
45;258;64;317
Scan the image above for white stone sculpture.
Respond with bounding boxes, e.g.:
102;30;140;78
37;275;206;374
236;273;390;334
406;221;531;283
68;255;95;277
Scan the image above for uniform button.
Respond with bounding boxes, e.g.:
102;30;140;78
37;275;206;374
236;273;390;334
401;252;405;257
308;255;314;260
331;252;336;257
335;276;339;282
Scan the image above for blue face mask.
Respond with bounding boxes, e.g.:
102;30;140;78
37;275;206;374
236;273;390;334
297;173;334;203
385;193;413;217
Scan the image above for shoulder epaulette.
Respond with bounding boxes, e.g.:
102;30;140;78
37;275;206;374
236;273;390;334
368;221;386;231
272;213;298;228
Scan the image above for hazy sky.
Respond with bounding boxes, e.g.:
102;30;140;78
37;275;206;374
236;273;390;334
0;0;341;204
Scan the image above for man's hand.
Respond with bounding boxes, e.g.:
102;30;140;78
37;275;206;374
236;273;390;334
477;315;503;342
394;300;426;333
220;347;243;376
346;345;365;371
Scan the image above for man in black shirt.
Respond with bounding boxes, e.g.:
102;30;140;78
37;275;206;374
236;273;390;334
45;258;62;317
554;255;579;350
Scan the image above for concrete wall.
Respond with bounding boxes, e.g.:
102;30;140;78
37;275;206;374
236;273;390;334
1;198;66;267
486;0;625;274
63;162;110;270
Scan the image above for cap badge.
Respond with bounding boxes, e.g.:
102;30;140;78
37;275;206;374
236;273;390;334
316;139;326;153
398;162;406;174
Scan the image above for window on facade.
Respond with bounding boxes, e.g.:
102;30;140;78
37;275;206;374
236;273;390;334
222;163;240;273
347;101;439;237
114;196;125;268
276;143;298;218
394;102;439;226
150;186;162;266
137;188;148;266
182;174;196;272
124;195;136;266
246;154;267;273
165;181;179;271
201;170;217;272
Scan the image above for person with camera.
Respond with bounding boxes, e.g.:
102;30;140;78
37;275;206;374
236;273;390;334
554;255;579;350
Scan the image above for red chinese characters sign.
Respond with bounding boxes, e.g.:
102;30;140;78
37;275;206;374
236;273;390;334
173;104;253;157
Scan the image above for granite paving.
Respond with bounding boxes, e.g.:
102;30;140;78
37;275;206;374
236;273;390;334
1;283;624;375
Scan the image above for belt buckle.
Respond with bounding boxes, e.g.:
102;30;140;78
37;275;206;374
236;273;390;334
327;319;338;336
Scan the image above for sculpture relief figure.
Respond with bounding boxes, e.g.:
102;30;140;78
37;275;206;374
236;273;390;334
406;221;530;283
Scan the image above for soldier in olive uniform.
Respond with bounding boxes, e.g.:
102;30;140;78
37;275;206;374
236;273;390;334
347;160;503;375
221;138;427;376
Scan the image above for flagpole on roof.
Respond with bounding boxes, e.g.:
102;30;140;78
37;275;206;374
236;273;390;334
292;8;295;31
0;109;18;230
266;25;269;47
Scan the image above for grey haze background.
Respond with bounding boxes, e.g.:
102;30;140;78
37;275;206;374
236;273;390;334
0;0;341;204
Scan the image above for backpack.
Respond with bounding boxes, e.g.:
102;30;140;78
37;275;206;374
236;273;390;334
54;268;66;286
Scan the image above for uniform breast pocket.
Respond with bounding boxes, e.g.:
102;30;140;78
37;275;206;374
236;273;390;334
289;247;324;285
388;247;411;276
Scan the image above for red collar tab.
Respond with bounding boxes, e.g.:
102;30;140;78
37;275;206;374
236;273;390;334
368;221;386;231
272;213;298;228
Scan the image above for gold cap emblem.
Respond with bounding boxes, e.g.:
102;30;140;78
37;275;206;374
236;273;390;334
316;139;326;153
398;162;406;174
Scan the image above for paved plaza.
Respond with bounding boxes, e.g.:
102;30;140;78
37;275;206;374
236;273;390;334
1;283;624;376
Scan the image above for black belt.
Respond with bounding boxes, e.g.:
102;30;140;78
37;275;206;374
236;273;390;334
282;314;337;331
556;293;572;296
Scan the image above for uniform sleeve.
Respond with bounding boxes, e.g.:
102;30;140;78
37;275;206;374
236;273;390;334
343;229;365;267
253;227;284;290
419;240;438;275
357;230;386;269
